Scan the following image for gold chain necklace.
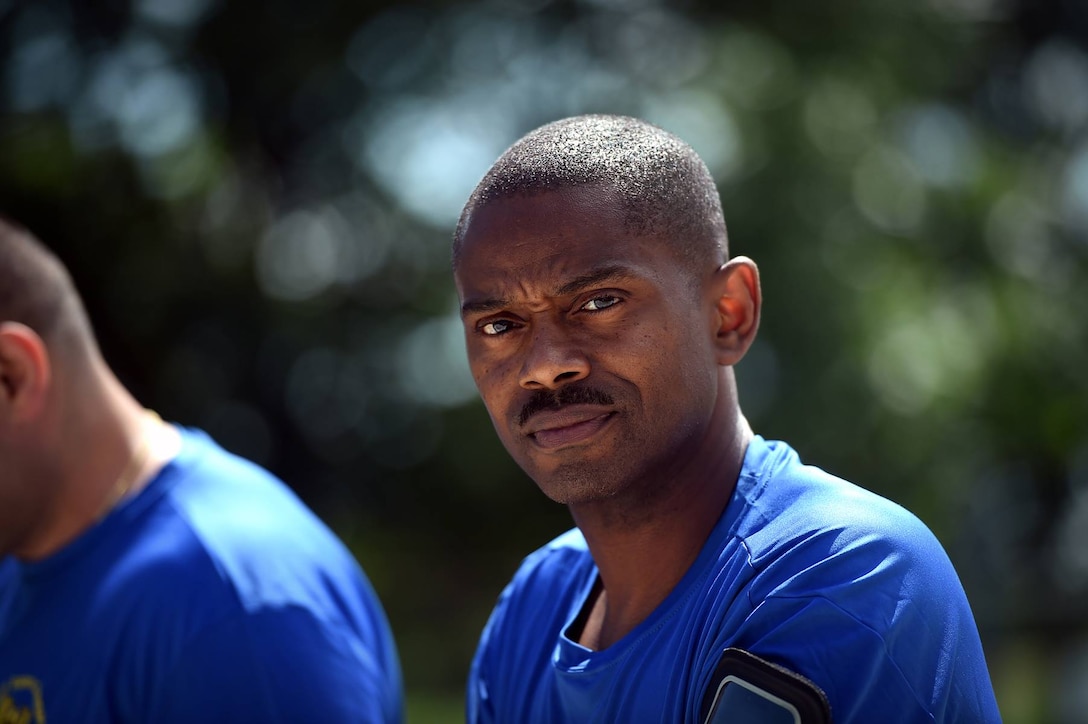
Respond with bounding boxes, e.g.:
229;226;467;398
95;410;161;521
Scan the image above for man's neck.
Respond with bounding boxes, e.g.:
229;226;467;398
570;414;751;650
14;366;177;562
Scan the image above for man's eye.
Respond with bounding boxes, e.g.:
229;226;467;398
481;320;513;336
582;295;620;311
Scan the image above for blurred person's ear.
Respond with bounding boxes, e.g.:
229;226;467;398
0;322;51;424
709;257;761;367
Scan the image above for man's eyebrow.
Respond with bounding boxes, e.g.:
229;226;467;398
555;265;640;296
460;265;640;318
461;297;510;317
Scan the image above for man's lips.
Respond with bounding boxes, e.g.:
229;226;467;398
523;406;615;450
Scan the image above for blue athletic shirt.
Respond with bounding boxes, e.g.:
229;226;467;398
467;436;1001;723
0;427;402;723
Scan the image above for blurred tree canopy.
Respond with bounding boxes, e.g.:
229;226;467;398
2;0;1087;720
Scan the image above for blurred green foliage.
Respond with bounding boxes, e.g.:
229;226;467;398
2;0;1087;720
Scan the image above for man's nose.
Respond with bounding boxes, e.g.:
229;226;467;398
518;322;590;391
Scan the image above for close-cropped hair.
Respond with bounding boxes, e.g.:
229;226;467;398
453;114;729;269
0;216;88;346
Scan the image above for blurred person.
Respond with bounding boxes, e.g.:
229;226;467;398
0;217;402;723
454;115;1000;723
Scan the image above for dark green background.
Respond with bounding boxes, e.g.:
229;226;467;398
3;0;1087;720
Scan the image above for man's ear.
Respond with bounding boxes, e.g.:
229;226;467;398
708;256;761;366
0;322;52;424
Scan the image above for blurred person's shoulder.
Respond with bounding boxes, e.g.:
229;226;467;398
114;426;376;623
98;426;400;722
166;426;348;558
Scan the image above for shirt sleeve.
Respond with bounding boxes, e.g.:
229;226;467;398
712;527;1001;723
727;595;933;722
146;605;402;724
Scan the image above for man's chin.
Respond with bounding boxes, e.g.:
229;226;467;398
530;466;623;506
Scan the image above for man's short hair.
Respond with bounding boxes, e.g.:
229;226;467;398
453;114;728;269
0;216;90;347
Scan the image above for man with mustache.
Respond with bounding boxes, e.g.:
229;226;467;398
0;217;402;723
455;115;1000;723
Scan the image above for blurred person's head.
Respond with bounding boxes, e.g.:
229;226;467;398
0;216;97;356
454;115;760;509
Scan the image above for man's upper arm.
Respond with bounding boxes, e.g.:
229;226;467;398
147;606;401;724
711;587;999;723
719;595;931;723
719;496;1000;723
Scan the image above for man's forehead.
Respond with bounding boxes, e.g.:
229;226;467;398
453;184;695;307
462;185;624;241
457;194;639;276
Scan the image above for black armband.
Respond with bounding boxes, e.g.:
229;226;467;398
700;647;832;724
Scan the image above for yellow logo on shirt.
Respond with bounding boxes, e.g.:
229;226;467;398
0;677;45;724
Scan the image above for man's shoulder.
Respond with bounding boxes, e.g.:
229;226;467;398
124;428;373;616
741;440;940;563
171;427;298;505
66;430;400;722
486;528;593;630
512;528;592;586
735;441;962;617
471;528;593;695
169;427;343;550
723;441;998;721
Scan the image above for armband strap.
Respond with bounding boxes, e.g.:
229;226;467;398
700;647;832;724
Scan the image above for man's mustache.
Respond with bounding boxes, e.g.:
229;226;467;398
517;385;615;427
